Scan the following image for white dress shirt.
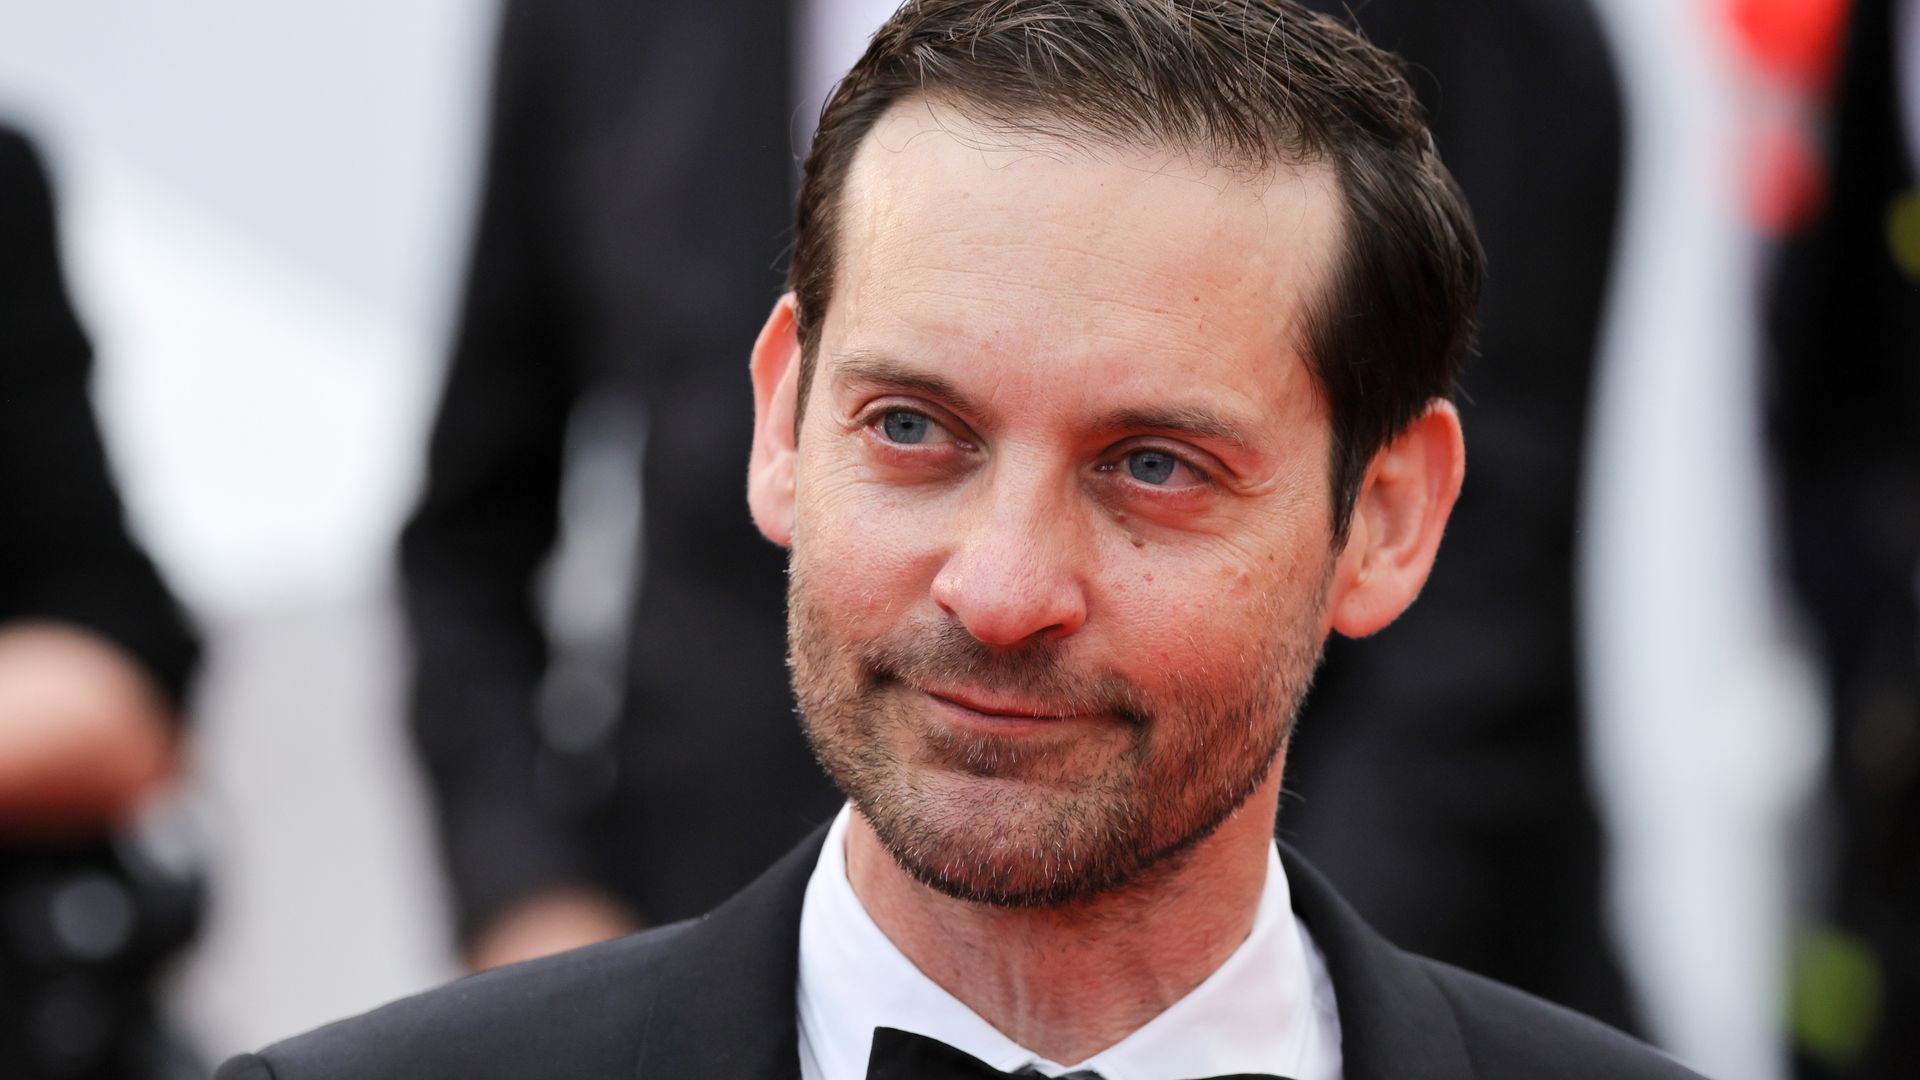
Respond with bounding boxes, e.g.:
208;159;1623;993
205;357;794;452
796;805;1343;1080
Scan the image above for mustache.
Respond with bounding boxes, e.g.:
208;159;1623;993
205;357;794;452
856;618;1152;726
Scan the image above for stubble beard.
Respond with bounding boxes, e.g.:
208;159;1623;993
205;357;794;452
787;555;1331;910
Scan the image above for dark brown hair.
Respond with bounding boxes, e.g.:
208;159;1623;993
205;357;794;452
788;0;1483;538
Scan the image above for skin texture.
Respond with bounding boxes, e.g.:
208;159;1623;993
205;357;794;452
0;621;177;838
748;100;1464;1064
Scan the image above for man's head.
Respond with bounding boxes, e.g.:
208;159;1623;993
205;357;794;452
747;0;1479;908
788;0;1481;537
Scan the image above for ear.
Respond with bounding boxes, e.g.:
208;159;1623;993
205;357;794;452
1325;399;1465;637
747;293;803;547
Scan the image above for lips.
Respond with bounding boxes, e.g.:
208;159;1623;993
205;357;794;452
919;684;1080;721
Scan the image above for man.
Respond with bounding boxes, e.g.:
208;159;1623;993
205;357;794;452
411;0;1638;1021
221;1;1703;1076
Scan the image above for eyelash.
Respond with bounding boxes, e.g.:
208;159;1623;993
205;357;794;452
861;405;973;450
1096;446;1214;490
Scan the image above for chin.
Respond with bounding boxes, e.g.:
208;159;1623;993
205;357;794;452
847;759;1249;909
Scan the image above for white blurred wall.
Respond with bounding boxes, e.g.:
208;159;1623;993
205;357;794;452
0;0;1828;1074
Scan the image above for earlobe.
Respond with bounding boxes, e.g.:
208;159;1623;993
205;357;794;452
747;294;803;547
1326;400;1465;638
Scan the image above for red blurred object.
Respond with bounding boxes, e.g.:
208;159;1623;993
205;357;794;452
1746;117;1829;235
1722;0;1852;234
1723;0;1851;92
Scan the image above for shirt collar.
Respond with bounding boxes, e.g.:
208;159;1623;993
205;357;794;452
796;804;1342;1080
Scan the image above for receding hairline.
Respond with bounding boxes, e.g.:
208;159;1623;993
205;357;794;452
801;92;1350;402
847;91;1335;203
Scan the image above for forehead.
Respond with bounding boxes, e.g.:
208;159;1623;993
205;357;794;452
823;99;1343;424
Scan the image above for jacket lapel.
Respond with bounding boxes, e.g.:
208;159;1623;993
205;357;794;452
630;827;828;1079
1280;844;1475;1080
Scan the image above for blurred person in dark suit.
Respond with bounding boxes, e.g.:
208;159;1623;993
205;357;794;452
398;0;844;969
1768;0;1920;1074
0;123;204;1080
1283;0;1641;1033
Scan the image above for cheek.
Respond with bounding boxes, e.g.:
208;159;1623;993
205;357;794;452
1091;531;1321;682
793;463;948;626
1093;548;1226;665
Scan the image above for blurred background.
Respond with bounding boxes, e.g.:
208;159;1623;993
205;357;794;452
0;1;1910;1079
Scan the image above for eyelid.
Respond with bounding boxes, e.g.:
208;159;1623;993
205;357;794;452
858;399;977;448
1103;439;1218;488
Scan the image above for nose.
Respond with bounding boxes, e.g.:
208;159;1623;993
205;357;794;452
929;463;1089;647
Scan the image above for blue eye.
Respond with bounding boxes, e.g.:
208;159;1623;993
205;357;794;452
880;410;933;445
1126;450;1179;485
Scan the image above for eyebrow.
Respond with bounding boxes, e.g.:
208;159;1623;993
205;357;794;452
831;349;968;403
1094;404;1252;450
830;347;1255;450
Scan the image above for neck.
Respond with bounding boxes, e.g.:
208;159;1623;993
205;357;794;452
844;770;1283;1065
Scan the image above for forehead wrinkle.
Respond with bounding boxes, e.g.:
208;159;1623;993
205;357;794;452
843;112;1338;324
851;209;1325;369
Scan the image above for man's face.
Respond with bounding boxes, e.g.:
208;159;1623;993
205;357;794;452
784;102;1347;907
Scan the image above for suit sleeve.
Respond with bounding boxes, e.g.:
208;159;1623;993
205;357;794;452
213;1054;279;1080
0;128;200;711
397;0;593;944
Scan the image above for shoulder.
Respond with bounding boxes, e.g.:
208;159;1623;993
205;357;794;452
1280;842;1703;1079
218;920;702;1080
1419;958;1706;1079
220;828;826;1080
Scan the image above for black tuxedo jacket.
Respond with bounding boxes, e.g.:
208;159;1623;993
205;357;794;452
216;834;1701;1080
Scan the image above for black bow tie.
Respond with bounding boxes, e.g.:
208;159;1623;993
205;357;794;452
865;1027;1291;1080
